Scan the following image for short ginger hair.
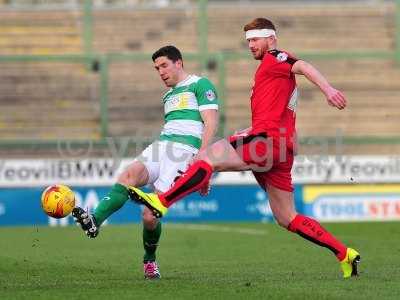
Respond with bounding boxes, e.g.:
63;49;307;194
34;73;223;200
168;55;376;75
243;18;276;32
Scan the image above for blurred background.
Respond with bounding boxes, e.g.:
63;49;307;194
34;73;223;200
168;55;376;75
1;0;400;226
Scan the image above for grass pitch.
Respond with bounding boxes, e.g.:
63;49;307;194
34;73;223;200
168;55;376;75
1;222;399;300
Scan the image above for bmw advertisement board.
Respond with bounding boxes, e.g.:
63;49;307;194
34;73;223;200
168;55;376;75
1;156;400;226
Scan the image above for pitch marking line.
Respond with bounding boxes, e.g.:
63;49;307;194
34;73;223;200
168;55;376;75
165;223;267;236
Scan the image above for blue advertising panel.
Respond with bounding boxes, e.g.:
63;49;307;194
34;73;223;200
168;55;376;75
0;185;303;226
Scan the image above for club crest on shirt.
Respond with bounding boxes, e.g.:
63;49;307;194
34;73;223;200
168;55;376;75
205;89;216;101
276;52;288;62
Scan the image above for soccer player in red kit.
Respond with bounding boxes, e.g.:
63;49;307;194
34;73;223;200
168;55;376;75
128;18;360;278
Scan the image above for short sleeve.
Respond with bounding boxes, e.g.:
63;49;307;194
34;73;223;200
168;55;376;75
195;78;219;111
285;51;298;65
267;50;298;77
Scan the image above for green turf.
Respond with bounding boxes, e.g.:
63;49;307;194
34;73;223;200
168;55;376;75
0;222;399;300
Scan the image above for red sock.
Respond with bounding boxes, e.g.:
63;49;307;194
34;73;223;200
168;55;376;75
159;160;213;208
288;214;347;261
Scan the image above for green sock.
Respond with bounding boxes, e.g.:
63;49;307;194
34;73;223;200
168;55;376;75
94;183;129;225
143;221;162;262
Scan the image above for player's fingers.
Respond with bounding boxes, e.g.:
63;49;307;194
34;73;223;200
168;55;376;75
329;97;344;110
337;91;347;104
338;99;346;109
332;99;344;109
337;91;346;100
327;98;336;107
334;92;347;108
335;101;345;110
335;92;346;104
339;96;347;108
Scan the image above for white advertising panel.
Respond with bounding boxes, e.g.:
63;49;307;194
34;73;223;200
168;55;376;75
1;155;400;187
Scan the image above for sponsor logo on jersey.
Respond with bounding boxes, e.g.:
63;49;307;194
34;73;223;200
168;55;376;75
165;94;190;112
205;90;216;101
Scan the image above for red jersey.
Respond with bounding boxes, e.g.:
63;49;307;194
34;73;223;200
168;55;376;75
250;49;298;148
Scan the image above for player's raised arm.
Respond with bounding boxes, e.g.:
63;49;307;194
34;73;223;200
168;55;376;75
291;60;347;110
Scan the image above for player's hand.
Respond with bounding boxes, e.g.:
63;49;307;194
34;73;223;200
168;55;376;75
325;86;346;110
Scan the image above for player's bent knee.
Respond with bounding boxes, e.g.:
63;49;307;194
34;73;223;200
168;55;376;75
117;163;148;187
117;172;130;186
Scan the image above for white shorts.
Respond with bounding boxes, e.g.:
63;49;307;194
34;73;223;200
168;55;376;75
135;140;198;192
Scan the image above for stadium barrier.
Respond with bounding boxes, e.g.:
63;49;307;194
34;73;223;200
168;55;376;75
1;156;400;226
2;52;400;146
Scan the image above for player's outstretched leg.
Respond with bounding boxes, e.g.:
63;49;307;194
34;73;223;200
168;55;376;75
72;183;130;238
340;248;361;278
129;160;213;217
288;214;361;278
72;207;99;238
267;185;361;279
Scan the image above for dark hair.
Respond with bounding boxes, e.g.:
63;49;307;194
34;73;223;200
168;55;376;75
152;45;183;62
243;18;276;32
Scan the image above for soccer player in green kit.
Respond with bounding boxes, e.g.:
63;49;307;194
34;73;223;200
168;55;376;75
72;45;219;279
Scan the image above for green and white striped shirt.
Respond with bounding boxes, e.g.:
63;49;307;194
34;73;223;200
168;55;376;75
159;75;219;149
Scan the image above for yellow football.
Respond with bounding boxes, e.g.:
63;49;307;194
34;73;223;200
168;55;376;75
41;184;75;218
